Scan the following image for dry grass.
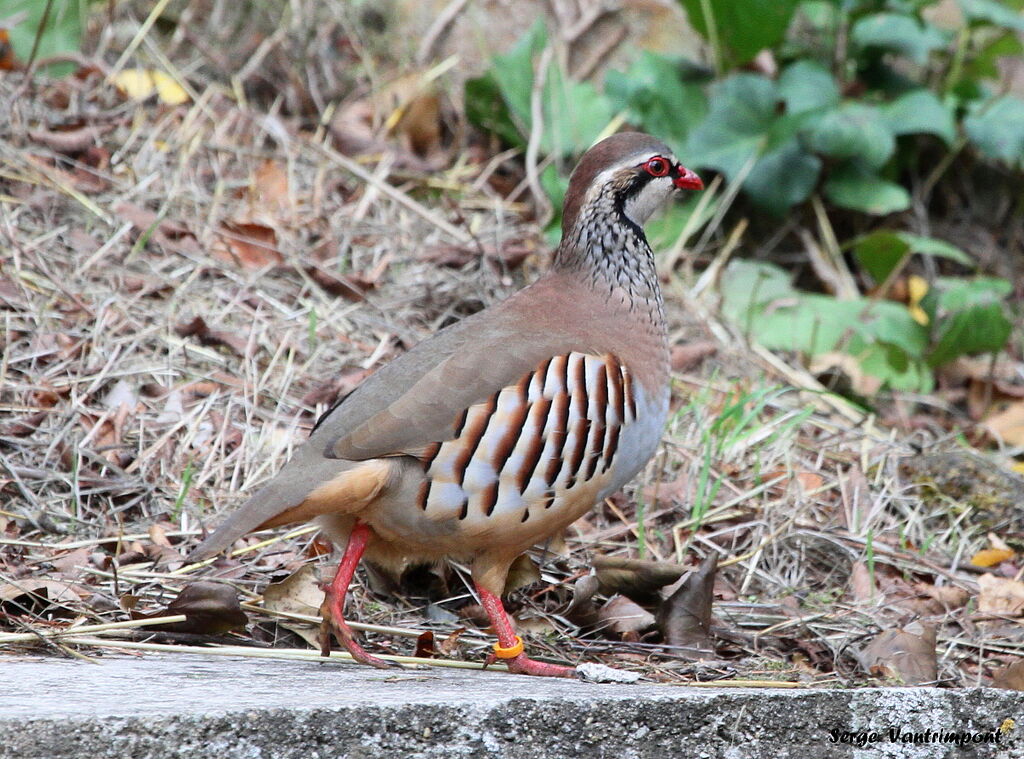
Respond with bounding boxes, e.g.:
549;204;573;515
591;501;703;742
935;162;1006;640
2;0;1023;688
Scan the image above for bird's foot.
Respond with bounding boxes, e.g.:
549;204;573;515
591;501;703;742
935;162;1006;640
319;593;402;670
484;650;578;678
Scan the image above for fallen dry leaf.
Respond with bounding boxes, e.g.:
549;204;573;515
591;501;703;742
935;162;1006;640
306;266;379;301
112;68;189;105
251;159;291;213
978;573;1024;616
913;582;969;611
984;401;1024;447
594;555;687;600
414;630;435;658
859;622;937;685
175;315;249;357
972;548;1015;568
849;560;875;602
211;221;283;271
0;579;85;615
28;124;105;154
564;573;601;628
503;554;541;595
993;659;1024;690
670;341;717;372
656;552;717;657
810;352;883;396
136;582;248;635
598;595;656;636
263;564;325;649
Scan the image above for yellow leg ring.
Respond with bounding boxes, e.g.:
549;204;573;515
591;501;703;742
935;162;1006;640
492;635;524;659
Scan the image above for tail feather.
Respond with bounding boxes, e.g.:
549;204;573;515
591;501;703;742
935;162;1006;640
187;456;397;562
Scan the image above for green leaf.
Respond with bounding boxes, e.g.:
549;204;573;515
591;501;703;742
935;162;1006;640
719;260;795;322
465;21;614;161
851;13;948;64
881;90;956;145
897;234;973;266
544;67;615;156
685;74;780;180
958;0;1024;31
964;31;1024;81
719;260;932;392
930;276;1013;311
852;231;911;283
490;20;546;129
824;163;910;215
852;231;972;283
6;0;85;77
464;74;521;147
806;103;895;169
964;95;1024;166
605;52;708;148
686;74;822;214
778;60;840;114
742;140;821;215
679;0;801;65
928;302;1011;366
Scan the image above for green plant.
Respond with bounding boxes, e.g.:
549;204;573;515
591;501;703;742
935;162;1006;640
463;2;1020;391
719;256;1012;391
2;0;87;75
468;2;1024;218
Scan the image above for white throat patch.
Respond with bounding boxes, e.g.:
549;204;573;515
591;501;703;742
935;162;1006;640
622;176;674;227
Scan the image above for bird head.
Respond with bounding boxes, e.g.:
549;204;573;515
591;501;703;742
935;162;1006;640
561;132;704;237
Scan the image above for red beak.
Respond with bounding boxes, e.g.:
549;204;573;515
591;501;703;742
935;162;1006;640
673;166;704;191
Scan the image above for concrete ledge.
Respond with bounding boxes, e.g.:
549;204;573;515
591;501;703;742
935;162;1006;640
2;654;1022;758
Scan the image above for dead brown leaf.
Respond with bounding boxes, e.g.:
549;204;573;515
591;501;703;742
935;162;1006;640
0;579;85;615
983;401;1024;447
978;573;1024;616
598;595;656;636
175;315;249;357
564;573;600;628
594;555;687;600
306;266;379;301
114;202;196;255
913;582;969;611
211;221;283;270
656;552;717;656
993;659;1024;690
670;341;718;372
849;560;875;602
28;124;106;154
503;554;541;595
437;627;467;656
858;622;937;685
414;630;436;658
641;474;689;507
251;159;291;213
263;564;325;649
136;582;248;635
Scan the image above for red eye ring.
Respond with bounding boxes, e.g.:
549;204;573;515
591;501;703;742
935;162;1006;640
644;157;670;177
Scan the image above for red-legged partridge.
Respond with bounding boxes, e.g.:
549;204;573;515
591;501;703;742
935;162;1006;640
189;132;704;677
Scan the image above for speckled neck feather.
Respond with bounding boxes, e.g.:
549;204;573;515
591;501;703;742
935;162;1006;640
554;178;666;330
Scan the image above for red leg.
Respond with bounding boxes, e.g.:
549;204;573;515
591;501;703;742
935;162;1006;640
319;521;397;669
476;583;578;678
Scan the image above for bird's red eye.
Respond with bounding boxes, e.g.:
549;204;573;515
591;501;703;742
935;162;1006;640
644;157;670;177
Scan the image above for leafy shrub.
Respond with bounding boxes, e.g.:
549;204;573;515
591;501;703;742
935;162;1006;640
464;1;1020;391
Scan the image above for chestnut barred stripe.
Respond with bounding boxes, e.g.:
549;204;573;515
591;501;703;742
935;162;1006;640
450;392;498;485
516;397;552;493
416;351;639;524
